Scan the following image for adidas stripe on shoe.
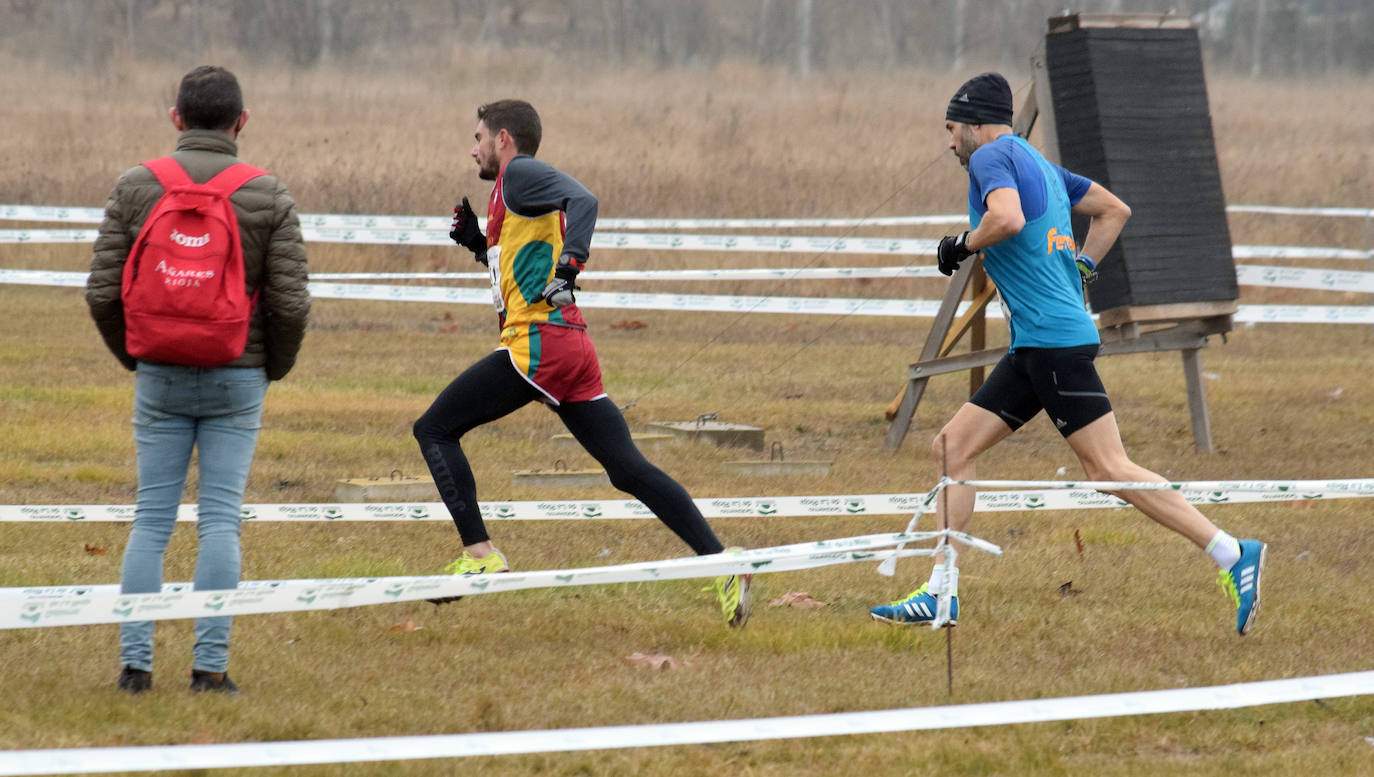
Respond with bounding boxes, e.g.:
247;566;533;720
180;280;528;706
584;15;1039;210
1218;539;1265;636
869;583;958;626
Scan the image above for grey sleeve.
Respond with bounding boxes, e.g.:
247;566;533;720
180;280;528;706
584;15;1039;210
501;156;598;262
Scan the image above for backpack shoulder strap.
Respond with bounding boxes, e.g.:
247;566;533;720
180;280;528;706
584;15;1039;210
141;156;193;190
203;163;269;197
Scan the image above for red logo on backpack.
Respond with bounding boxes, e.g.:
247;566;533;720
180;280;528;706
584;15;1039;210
121;157;266;366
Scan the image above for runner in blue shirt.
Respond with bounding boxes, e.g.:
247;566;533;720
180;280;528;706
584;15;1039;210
870;73;1265;636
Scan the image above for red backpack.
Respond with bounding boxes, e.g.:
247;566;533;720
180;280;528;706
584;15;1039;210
121;156;266;367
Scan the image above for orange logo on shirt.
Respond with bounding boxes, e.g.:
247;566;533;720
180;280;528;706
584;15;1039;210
1046;227;1076;254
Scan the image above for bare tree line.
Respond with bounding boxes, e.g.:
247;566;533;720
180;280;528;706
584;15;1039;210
5;0;1373;74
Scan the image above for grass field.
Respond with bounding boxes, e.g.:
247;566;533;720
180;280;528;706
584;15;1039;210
2;48;1373;776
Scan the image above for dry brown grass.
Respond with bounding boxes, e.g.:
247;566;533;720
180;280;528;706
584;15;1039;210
2;49;1373;776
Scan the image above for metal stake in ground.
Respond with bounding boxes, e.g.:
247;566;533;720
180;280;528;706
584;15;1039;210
947;624;954;697
941;435;954;696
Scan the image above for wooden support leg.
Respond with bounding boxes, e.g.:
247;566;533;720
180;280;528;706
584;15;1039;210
885;262;980;450
885;262;996;449
1180;348;1214;454
884;377;930;449
968;268;987;395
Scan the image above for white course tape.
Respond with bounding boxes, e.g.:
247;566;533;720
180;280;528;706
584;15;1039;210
0;205;105;223
1;671;1369;775
0;546;955;604
0;229;95;244
5;226;1372;261
306;278;952;317
1236;264;1374;294
0;530;1000;629
4;268;1372;322
7;202;1371;226
0;270;945;316
0;269;86;287
311;266;946;282
600;215;965;229
1228;204;1374;219
318;264;1374;289
952;477;1374;494
0;205;966;230
6;477;1372;524
590;232;937;255
0;227;943;255
1232;304;1374;324
1231;244;1372;261
300;215;967;231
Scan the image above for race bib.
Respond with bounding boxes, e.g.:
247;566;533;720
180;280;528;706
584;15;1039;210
486;244;504;313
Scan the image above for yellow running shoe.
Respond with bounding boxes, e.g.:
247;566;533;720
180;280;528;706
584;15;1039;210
702;547;752;628
427;549;509;606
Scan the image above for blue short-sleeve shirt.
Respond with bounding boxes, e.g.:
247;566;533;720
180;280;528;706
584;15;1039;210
967;135;1099;350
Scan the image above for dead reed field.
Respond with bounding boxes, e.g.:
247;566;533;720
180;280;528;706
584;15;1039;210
1;50;1373;776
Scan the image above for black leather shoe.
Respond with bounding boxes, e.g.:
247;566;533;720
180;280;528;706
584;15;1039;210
189;669;239;695
117;666;151;694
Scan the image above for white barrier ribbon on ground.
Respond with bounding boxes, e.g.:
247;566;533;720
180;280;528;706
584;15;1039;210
4;477;1372;524
0;671;1369;775
0;547;951;604
2;269;1372;323
0;530;1001;630
951;477;1374;494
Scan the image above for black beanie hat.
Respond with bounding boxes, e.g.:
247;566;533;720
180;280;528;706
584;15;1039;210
945;72;1013;126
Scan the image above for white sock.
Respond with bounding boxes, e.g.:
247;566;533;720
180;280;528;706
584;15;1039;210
1206;530;1242;570
927;564;959;597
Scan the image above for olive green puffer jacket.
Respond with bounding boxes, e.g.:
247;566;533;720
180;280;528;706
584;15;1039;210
86;129;310;380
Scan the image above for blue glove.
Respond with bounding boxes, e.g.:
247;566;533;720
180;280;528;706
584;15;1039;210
533;255;582;307
1075;254;1097;282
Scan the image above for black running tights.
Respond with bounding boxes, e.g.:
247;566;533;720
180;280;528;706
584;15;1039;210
412;351;724;556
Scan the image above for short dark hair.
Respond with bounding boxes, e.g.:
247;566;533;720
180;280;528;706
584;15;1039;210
176;66;244;131
477;99;541;156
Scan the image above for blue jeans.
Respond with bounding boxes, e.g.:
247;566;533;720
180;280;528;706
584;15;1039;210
119;363;267;674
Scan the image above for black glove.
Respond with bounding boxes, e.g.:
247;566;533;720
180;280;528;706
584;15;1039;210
532;255;582;308
449;196;488;266
936;231;974;276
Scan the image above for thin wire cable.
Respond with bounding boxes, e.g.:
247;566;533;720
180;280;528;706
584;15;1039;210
622;76;1035;410
760;77;1034;379
621;148;950;410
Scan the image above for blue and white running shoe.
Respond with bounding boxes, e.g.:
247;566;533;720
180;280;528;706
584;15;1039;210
869;583;958;626
1218;539;1265;636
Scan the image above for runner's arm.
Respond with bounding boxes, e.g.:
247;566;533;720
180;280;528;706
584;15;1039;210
501;156;598;263
1070;182;1131;264
967;187;1025;251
